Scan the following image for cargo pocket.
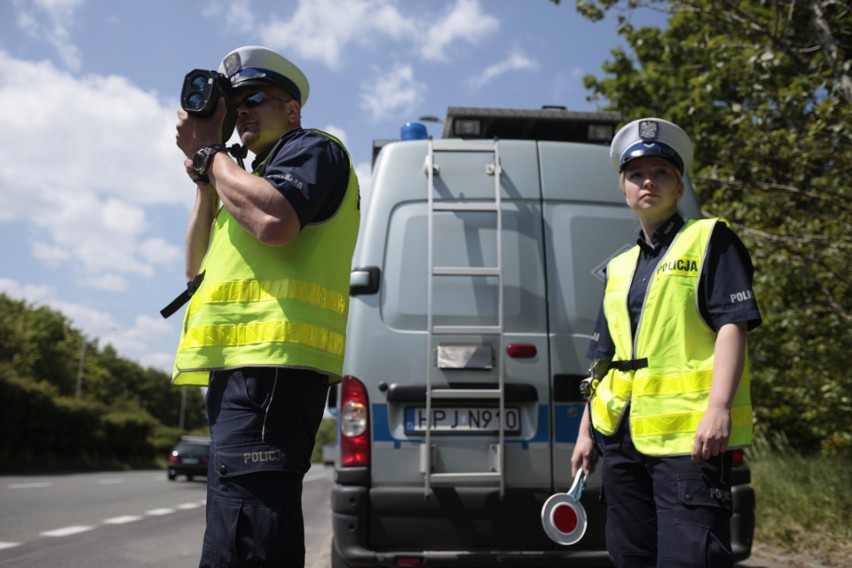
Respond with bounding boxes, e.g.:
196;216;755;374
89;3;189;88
659;473;732;567
215;441;289;478
203;494;302;567
203;443;305;567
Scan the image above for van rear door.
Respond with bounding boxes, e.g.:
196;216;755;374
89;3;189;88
539;141;636;491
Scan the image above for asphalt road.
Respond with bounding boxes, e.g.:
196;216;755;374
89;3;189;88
0;466;334;568
2;466;828;568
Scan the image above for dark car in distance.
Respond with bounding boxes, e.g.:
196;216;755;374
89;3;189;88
167;435;211;481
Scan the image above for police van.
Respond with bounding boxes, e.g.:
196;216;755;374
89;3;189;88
330;106;754;567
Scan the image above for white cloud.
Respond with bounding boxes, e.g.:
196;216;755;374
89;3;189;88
360;63;426;122
321;124;349;148
256;0;497;70
0;278;55;303
0;51;186;291
52;300;177;372
107;313;178;372
202;0;256;35
12;0;84;71
419;0;499;62
258;0;414;70
468;48;538;90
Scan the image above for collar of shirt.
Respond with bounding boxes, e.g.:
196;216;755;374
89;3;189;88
636;213;685;255
250;127;305;171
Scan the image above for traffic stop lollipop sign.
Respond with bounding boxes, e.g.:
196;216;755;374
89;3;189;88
541;468;588;545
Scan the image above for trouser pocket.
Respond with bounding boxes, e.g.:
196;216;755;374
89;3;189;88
201;468;305;568
658;473;733;567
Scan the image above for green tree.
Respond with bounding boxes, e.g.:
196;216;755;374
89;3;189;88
0;292;208;470
0;294;79;394
571;0;851;453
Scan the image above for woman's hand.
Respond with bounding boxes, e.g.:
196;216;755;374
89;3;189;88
571;405;598;476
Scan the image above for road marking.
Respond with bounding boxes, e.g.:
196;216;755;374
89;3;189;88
8;482;51;489
97;478;125;485
41;526;95;537
146;508;175;516
0;542;22;551
103;515;143;524
177;502;202;510
304;468;327;482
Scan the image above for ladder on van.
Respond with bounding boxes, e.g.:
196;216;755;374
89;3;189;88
422;138;507;497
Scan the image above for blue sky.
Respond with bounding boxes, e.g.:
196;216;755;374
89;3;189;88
0;0;660;373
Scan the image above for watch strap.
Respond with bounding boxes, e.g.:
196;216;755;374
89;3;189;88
194;144;227;177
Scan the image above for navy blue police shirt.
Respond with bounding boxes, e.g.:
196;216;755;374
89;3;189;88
252;127;352;229
587;213;762;362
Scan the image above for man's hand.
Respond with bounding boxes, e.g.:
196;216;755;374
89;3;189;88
176;98;227;158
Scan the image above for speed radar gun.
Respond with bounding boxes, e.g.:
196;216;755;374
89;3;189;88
179;69;246;174
541;468;588;545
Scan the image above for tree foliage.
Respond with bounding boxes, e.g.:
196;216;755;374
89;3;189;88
572;0;851;453
0;293;207;469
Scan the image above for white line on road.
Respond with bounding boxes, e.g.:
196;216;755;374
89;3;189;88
103;515;144;524
177;502;202;510
146;508;176;516
8;482;52;489
41;526;96;537
97;478;125;485
0;542;22;551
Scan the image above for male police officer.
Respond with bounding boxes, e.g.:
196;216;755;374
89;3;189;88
571;118;761;567
173;46;359;567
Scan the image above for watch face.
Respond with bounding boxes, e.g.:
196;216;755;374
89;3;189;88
193;148;211;171
193;145;225;175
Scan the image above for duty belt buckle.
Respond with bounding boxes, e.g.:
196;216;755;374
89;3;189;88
579;376;593;400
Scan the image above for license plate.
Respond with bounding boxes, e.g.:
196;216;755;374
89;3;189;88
404;407;520;435
182;458;199;464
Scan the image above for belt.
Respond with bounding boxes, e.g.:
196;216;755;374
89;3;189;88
610;358;649;372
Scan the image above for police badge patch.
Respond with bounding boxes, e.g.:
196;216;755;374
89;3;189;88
638;120;659;141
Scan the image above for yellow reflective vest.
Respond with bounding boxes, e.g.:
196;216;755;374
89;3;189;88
590;218;753;456
172;130;359;386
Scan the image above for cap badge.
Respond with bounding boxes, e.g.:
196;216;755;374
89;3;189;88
222;52;241;77
638;120;659;141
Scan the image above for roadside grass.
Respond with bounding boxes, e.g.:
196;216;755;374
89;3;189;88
746;432;852;563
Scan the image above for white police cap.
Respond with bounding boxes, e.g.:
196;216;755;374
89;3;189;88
610;118;693;174
219;46;310;107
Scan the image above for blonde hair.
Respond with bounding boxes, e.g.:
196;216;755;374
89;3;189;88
618;161;683;189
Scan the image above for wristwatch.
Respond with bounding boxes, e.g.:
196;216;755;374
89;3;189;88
192;144;227;177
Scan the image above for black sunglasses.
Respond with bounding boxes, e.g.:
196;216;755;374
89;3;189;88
234;91;292;109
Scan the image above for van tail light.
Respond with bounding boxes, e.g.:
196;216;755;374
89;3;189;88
730;448;745;467
340;375;370;467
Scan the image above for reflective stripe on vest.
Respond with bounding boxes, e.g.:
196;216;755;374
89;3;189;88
590;218;753;456
172;130;359;385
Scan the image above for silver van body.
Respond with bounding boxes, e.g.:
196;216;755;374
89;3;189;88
331;107;752;567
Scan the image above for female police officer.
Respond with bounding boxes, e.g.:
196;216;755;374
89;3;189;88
571;118;761;567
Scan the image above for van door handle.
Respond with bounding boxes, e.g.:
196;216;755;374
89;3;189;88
553;374;587;402
350;266;380;295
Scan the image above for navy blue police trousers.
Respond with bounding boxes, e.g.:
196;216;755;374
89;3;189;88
600;415;733;567
199;367;330;568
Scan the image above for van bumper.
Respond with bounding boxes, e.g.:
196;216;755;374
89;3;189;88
332;472;755;566
731;477;756;562
331;479;612;567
